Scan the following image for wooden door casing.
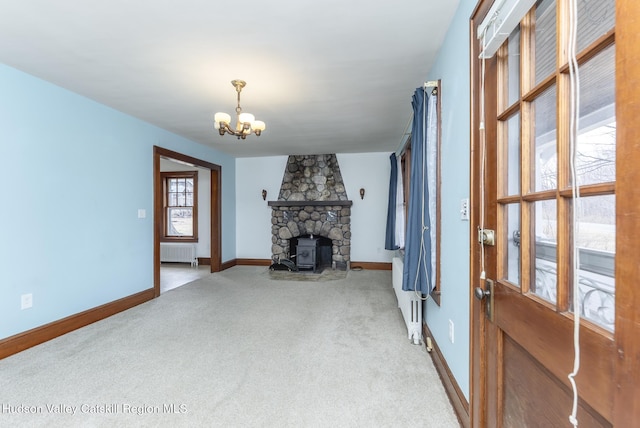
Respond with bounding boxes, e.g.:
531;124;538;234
613;0;640;425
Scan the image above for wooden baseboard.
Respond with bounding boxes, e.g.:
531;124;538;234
235;258;272;266
197;257;211;266
225;259;391;271
423;323;470;428
220;259;237;270
0;288;155;360
350;261;392;270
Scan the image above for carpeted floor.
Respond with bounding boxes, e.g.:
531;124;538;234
0;266;459;427
267;266;348;281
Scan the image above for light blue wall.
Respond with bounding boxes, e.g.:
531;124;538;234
235;156;287;259
0;63;235;340
424;0;476;401
337;153;394;263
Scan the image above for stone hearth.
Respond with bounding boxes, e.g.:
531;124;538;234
268;154;352;269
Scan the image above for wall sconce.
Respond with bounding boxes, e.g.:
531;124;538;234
262;189;267;201
359;188;365;200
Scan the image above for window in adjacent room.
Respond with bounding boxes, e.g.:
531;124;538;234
162;171;198;242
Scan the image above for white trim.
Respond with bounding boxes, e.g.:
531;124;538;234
477;0;536;59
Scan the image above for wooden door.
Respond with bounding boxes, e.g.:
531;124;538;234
469;0;639;426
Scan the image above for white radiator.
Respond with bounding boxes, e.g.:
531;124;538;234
160;243;198;267
392;257;423;345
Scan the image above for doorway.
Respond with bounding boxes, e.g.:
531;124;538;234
153;146;222;297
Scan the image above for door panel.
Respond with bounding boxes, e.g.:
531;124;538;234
503;336;611;427
496;285;614;420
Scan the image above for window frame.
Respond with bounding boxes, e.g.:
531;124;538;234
161;170;199;243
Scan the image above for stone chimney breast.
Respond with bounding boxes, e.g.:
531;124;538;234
268;154;352;269
277;154;349;202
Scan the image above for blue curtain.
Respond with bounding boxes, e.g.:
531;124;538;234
402;87;432;295
385;153;399;250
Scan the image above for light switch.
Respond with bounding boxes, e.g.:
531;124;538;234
460;198;470;221
21;293;33;310
138;209;146;219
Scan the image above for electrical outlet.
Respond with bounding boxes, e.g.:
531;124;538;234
460;198;470;221
449;319;455;343
21;293;33;310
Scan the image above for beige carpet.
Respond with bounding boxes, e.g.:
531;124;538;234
267;267;348;281
0;266;460;427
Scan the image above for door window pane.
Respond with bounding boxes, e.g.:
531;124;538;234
533;85;557;191
505;113;521;196
532;200;557;303
505;203;521;287
576;45;616;186
534;0;557;85
577;0;615;53
507;25;521;107
574;195;615;330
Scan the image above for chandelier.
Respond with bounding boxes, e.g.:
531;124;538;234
214;80;265;139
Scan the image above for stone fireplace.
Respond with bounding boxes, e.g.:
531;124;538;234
268;154;352;270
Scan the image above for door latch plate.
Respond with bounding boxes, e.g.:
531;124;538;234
485;279;494;322
478;229;496;246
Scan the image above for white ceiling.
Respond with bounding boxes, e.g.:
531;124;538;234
0;0;460;158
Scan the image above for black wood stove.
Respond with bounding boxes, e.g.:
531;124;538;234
296;236;320;272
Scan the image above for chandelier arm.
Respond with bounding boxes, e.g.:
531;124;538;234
219;122;237;136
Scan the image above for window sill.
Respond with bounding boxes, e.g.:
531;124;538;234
161;237;199;243
430;289;441;306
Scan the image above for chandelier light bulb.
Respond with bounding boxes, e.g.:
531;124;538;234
238;112;255;124
214;112;231;125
